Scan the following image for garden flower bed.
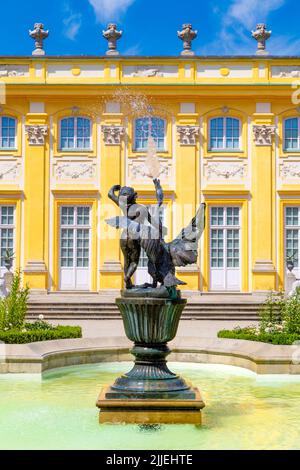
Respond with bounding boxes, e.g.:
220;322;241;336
0;272;82;344
218;289;300;345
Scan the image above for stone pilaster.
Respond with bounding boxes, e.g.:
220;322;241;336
99;110;124;289
252;113;276;291
23;112;49;291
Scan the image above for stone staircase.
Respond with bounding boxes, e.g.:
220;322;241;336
27;292;267;321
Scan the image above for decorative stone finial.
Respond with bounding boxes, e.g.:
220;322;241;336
251;23;271;55
177;24;197;56
29;23;49;56
102;23;122;56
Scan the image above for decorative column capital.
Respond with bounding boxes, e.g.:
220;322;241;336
251;23;271;55
25;125;48;145
253;124;276;146
29;23;49;56
177;125;199;145
102;125;124;145
102;23;122;56
177;23;197;56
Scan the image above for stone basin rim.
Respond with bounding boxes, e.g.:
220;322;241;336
1;336;300;375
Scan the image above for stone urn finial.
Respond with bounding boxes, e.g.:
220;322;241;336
251;23;271;55
102;23;122;56
177;23;197;56
29;23;49;56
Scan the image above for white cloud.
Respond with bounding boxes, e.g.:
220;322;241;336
201;0;288;55
63;3;82;40
225;0;285;29
88;0;135;22
123;44;141;55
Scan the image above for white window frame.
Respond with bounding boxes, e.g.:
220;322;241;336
133;117;167;152
209;205;242;291
59;116;92;151
59;205;92;290
284;206;300;269
208;116;241;152
0;205;15;269
0;116;17;150
283;117;300;152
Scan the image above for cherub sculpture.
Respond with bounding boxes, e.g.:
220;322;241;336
108;179;164;289
107;179;206;297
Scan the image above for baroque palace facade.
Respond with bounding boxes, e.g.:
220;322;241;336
1;51;300;294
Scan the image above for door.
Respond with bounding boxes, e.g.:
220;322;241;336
135;204;165;286
0;205;15;278
59;206;91;290
285;206;300;279
210;206;241;291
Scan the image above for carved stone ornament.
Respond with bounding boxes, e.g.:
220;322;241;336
0;65;28;77
102;23;122;56
128;157;172;183
177;23;197;56
205;162;246;180
25;125;48;145
29;23;49;56
253;124;276;146
102;125;124;145
55;163;96;180
251;23;271;55
0;163;19;181
177;125;199;145
280;162;300;180
132;67;163;77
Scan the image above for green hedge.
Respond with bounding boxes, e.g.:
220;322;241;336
218;329;300;345
0;326;82;344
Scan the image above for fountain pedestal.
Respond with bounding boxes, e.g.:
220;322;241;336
96;296;205;424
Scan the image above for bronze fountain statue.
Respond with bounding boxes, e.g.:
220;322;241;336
107;178;205;299
97;170;206;425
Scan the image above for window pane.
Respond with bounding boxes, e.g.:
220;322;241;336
285;118;299;150
0;117;16;149
135;117;165;151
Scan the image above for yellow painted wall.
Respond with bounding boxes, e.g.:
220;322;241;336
0;56;300;293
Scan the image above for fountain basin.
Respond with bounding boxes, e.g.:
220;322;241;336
1;362;300;450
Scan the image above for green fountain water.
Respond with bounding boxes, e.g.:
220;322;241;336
1;362;300;450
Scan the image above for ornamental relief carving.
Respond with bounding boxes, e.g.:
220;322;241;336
25;125;48;145
0;65;29;77
204;161;247;181
123;65;178;78
280;162;300;180
177;125;199;145
54;162;96;181
272;66;300;78
102;125;125;145
252;124;276;146
127;157;173;184
0;161;21;183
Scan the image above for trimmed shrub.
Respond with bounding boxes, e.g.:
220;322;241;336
0;326;82;344
218;328;300;345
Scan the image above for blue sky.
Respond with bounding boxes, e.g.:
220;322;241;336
1;0;300;56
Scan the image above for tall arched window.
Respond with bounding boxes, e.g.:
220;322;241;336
134;117;166;151
60;117;91;150
284;118;300;150
0;116;17;149
209;117;241;151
